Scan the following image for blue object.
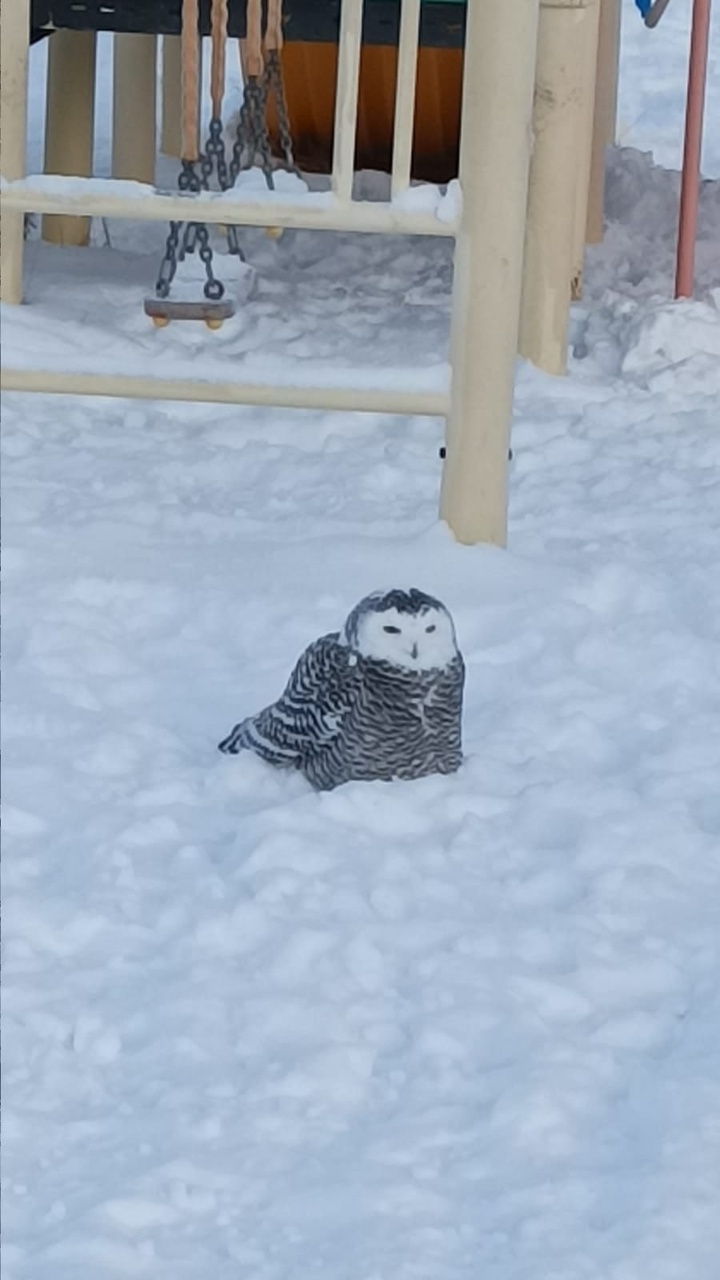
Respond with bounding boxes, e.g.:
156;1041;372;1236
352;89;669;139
635;0;652;15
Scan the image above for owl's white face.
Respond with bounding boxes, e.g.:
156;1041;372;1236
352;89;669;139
355;604;458;672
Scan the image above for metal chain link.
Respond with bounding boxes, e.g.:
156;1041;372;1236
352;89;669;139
179;157;202;195
155;41;299;298
247;79;276;189
225;224;243;257
155;159;226;302
195;222;225;300
229;95;253;185
202;117;230;191
263;50;300;175
199;115;247;261
229;77;275;191
156;220;182;299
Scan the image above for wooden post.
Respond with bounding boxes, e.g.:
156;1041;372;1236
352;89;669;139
586;0;621;244
439;0;540;547
161;34;183;158
332;0;363;202
518;0;591;376
0;0;30;302
571;0;601;299
112;34;158;183
391;0;422;199
42;31;97;247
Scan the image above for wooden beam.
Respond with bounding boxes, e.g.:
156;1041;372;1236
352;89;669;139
0;368;450;417
1;177;459;237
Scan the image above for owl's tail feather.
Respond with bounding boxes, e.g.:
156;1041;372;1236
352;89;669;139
218;714;300;767
218;722;247;754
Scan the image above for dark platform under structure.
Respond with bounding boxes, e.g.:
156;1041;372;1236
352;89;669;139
31;0;467;47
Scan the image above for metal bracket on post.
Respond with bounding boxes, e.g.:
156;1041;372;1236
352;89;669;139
643;0;673;27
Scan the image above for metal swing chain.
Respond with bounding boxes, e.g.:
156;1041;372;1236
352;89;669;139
156;221;182;298
263;50;299;175
201;117;246;260
156;0;298;295
200;0;233;195
263;0;299;176
156;162;225;302
201;118;230;191
155;0;227;301
197;0;257;260
247;77;277;188
228;80;275;191
228;0;278;191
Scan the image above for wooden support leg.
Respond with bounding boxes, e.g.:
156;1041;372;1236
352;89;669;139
571;0;601;299
439;0;540;547
42;31;97;247
0;0;30;302
586;0;622;244
161;35;183;158
112;34;158;183
518;0;591;377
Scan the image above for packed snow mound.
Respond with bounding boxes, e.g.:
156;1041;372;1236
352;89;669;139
568;151;720;381
620;297;720;381
588;148;720;306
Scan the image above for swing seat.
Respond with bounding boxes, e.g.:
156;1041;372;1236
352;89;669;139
144;297;236;329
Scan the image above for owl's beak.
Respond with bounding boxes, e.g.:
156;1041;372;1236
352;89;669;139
410;643;419;660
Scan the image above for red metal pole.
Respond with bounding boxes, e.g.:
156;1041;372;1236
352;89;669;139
675;0;712;298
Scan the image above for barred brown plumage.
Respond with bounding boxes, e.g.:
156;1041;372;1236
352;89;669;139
218;589;464;791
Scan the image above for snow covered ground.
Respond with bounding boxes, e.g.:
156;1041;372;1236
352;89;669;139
3;6;720;1279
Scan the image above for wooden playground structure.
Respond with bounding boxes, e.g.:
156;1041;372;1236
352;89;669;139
1;0;627;545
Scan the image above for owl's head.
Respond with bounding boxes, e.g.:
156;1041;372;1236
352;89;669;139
341;588;459;672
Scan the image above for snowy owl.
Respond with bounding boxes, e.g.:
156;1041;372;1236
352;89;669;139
218;588;465;790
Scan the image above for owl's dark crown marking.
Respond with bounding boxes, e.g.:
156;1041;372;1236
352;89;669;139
341;588;450;653
373;588;444;615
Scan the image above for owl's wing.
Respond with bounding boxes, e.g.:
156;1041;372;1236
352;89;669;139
443;652;466;769
218;634;357;767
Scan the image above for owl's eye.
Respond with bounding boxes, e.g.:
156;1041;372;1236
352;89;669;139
425;624;436;633
383;625;401;634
